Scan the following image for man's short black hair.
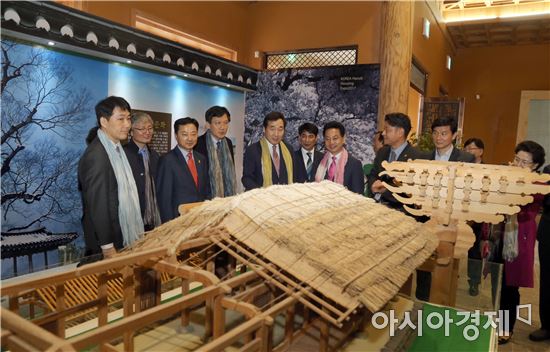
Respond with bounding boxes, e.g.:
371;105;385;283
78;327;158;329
95;96;131;125
263;111;286;128
323;121;345;137
298;122;319;136
174;117;199;134
431;116;458;134
384;113;411;138
205;106;231;123
464;138;484;150
515;140;545;171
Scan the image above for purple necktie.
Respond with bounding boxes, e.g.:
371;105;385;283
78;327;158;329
272;145;280;175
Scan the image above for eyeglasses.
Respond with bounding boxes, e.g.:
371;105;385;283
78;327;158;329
464;147;480;152
513;155;533;167
134;127;154;133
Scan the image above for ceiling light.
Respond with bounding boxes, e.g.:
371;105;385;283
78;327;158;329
499;11;550;19
445;16;497;23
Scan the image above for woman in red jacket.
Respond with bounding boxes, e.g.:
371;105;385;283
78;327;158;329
499;140;546;345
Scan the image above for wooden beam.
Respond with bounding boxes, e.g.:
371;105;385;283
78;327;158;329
151;260;219;286
1;248;168;296
70;285;226;350
1;308;74;351
378;1;413;128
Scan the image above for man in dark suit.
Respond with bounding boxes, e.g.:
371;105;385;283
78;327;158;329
242;112;294;190
123;112;161;231
530;164;550;342
368;112;427;209
367;113;430;301
157;117;210;223
316;121;363;194
430;116;475;163
194;106;236;198
78;96;144;262
294;122;323;183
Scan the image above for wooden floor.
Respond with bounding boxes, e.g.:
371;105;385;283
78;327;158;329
453;243;549;352
495;244;550;352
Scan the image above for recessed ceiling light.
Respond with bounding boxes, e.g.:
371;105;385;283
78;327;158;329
47;41;55;46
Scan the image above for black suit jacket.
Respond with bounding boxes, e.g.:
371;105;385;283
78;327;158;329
78;138;123;257
430;147;476;162
156;148;210;223
293;148;323;183
367;143;428;208
195;133;235;165
341;154;364;195
538;165;550;243
242;141;293;191
123;139;160;219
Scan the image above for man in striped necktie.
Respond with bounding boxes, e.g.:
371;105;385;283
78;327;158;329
293;122;324;183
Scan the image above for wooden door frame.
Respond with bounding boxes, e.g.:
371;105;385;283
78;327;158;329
516;90;550;144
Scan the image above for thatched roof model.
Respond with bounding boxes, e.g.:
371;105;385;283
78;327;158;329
127;181;438;313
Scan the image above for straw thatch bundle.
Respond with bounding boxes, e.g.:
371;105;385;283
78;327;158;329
127;181;438;312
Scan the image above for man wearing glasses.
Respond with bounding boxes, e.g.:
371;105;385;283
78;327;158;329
123;112;161;231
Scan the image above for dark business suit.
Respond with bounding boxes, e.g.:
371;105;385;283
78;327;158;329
242;140;293;191
156;147;210;223
367;143;427;209
538;165;550;330
195;133;235;165
430;147;476;163
78;137;123;260
342;154;365;195
293;148;323;183
123;139;160;221
324;153;364;195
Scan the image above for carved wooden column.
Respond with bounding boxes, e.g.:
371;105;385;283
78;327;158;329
378;1;414;127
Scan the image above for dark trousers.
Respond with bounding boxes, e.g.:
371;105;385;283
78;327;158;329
500;269;520;333
416;270;431;301
540;236;550;329
467;226;482;286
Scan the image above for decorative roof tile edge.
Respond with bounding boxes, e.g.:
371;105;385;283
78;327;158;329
0;1;258;91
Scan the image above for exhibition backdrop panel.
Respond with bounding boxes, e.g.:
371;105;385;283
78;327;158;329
244;65;380;166
1;39;245;278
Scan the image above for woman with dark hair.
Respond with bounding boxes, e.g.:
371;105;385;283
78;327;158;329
498;140;546;345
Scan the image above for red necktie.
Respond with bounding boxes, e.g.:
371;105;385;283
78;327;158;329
187;151;198;187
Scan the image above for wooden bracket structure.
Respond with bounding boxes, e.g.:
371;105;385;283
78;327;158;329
382;159;550;306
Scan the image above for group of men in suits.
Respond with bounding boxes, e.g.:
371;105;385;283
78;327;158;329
241;112;364;194
78;98;233;262
78;96;472;268
367;112;476;301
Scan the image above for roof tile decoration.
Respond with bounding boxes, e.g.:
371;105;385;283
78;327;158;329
127;182;439;315
1;228;78;258
1;1;257;90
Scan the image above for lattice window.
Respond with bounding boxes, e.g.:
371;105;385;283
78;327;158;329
265;46;357;70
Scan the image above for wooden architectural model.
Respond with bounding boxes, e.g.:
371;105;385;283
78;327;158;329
380;159;550;305
1;182;438;351
2;171;549;351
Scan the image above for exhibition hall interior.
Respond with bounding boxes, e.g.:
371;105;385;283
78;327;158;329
1;1;549;351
